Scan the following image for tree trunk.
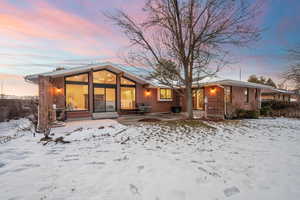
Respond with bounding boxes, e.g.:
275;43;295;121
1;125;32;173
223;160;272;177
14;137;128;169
185;84;193;119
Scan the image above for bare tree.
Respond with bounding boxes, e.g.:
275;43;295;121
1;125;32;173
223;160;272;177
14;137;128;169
284;44;300;89
106;0;261;119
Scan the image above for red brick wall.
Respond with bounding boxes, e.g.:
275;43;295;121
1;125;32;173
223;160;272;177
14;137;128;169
205;86;225;118
138;87;179;113
51;77;65;109
226;86;260;116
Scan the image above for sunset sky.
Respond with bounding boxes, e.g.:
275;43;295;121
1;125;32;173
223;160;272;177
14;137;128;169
0;0;300;96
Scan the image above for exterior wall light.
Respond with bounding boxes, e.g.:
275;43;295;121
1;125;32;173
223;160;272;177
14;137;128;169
145;89;151;96
210;87;217;95
55;87;62;95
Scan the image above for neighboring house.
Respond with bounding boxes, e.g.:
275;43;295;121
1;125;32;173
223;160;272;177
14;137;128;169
25;62;269;130
261;88;299;102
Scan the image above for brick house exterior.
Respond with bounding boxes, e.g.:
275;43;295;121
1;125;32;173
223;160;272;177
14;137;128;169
261;88;299;102
25;62;268;130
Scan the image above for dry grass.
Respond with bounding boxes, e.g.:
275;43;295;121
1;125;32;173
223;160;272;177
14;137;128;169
145;119;216;130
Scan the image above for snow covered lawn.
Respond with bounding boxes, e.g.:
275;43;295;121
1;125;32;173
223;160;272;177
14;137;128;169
0;118;300;200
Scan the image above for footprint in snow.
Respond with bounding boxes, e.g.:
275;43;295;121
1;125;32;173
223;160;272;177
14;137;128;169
38;185;52;192
87;161;106;165
96;150;110;153
11;168;27;173
129;184;140;195
65;154;79;157
137;165;144;172
22;164;40;168
61;158;79;162
224;186;240;197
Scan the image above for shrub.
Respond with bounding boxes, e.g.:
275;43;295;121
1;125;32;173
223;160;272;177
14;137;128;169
235;109;259;119
246;110;260;119
260;105;272;116
262;101;300;110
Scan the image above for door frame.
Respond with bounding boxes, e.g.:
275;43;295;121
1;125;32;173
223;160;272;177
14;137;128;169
93;84;117;113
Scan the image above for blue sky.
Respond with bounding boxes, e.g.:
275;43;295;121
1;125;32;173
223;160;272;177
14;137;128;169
0;0;299;95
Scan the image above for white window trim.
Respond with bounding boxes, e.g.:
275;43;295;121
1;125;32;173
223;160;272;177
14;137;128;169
157;88;173;101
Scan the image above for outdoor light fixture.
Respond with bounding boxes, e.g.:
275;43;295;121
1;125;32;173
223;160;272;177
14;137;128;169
145;89;151;96
55;87;62;94
210;87;217;95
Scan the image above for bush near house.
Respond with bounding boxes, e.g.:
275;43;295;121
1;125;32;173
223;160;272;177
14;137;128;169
260;101;300;118
262;101;300;110
235;109;260;119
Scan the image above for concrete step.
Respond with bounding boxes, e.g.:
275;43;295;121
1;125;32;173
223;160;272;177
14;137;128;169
92;112;119;119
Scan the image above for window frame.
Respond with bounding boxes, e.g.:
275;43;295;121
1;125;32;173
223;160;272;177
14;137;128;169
245;88;250;103
120;76;137;110
64;72;90;112
92;69;117;85
224;86;232;104
192;88;205;110
121;77;135;86
92;69;117;113
158;88;173;101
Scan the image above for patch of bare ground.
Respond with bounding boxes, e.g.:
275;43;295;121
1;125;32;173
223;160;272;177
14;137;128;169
152;119;216;130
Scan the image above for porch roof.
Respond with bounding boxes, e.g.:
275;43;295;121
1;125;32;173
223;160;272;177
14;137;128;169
25;62;153;86
193;76;274;89
261;88;296;95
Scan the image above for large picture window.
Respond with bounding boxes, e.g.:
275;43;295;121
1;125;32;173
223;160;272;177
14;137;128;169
65;73;89;111
121;77;135;85
65;74;88;83
193;89;204;110
159;88;172;101
121;77;136;110
121;87;136;109
93;70;116;84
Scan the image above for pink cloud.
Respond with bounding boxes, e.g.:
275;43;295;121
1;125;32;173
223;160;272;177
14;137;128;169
0;0;125;57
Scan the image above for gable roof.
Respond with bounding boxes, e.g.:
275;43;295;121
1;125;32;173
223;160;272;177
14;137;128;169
25;62;152;85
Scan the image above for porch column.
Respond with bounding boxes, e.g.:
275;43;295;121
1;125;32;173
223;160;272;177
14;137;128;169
116;73;121;112
88;71;94;113
38;75;51;131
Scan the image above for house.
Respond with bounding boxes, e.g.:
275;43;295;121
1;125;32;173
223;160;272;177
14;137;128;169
25;62;269;130
261;88;299;102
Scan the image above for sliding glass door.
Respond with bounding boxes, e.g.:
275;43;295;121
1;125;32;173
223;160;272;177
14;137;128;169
94;87;116;112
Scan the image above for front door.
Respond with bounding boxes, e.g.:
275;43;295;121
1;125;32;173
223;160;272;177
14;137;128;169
94;87;116;112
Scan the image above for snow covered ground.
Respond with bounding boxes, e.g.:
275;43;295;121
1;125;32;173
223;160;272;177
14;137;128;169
0;118;300;200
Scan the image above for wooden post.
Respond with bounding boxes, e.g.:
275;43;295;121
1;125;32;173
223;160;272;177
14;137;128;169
38;75;51;131
89;71;94;114
116;73;121;112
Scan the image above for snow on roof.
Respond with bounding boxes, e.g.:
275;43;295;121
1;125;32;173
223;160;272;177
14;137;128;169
193;76;273;89
25;62;273;90
262;88;296;95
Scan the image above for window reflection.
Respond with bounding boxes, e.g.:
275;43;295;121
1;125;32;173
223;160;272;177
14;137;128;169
93;70;116;84
121;87;136;109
